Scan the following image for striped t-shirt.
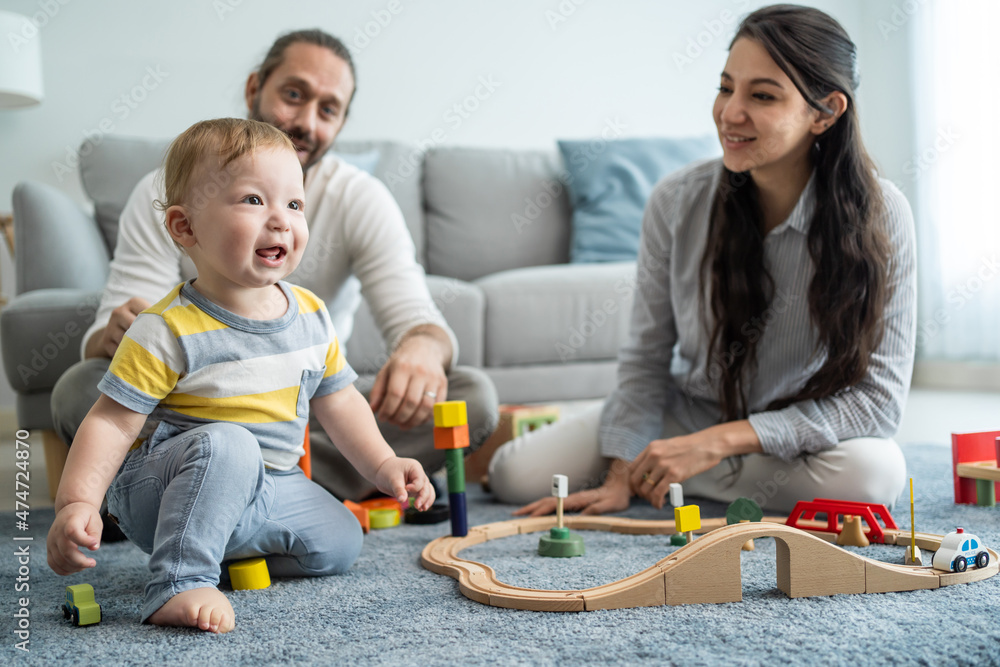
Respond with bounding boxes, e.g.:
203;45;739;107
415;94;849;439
98;280;358;470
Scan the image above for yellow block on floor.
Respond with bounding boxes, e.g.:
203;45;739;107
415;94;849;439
229;558;271;590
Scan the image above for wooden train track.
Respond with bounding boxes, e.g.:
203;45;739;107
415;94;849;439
420;516;999;611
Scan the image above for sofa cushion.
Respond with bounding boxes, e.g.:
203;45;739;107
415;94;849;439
424;147;571;281
477;262;636;367
558;136;720;263
79;136;168;253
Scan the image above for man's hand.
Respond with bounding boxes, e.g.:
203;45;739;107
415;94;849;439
513;459;633;517
47;502;102;575
369;326;451;429
85;297;150;359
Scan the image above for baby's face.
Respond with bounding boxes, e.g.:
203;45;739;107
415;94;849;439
184;147;308;292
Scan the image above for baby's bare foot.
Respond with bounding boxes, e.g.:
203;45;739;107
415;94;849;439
147;587;235;633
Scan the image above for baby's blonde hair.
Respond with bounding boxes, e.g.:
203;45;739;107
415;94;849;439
154;117;296;211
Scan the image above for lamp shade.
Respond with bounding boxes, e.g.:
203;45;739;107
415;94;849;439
0;11;44;108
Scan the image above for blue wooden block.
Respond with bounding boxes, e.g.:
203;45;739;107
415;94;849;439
449;491;468;537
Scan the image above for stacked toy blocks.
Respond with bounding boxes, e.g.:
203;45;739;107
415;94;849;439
434;400;469;537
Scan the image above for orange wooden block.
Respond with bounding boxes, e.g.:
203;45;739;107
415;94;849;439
343;500;370;533
298;424;311;479
360;497;406;512
434;424;469;450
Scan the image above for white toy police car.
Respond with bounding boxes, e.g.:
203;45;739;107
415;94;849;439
932;527;990;573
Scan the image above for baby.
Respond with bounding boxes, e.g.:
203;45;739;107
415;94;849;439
46;118;434;633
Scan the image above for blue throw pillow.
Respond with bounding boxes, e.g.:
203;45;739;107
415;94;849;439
331;149;381;175
558;136;720;263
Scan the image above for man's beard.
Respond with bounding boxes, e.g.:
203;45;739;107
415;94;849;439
249;97;321;170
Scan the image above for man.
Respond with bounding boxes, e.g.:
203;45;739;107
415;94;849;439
52;29;498;503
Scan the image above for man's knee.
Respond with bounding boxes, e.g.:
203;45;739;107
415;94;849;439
447;366;498;449
51;358;110;445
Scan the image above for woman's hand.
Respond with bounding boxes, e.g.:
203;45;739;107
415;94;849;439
513;459;633;517
629;421;762;509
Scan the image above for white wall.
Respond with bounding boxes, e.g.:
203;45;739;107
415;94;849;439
0;0;916;408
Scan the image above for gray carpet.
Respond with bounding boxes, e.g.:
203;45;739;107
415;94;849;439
4;443;999;666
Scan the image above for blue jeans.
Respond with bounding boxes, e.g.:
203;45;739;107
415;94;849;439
106;421;363;622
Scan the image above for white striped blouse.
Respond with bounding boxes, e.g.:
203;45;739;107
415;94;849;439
599;158;917;462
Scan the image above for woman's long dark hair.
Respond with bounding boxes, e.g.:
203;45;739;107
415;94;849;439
702;4;892;422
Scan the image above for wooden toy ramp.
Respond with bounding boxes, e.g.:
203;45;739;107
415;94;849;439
420;516;999;611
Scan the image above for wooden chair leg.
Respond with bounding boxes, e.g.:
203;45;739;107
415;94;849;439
42;429;68;502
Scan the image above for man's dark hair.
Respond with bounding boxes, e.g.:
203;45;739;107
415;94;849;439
256;29;357;111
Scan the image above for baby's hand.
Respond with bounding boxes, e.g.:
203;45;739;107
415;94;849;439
374;457;436;511
47;502;103;575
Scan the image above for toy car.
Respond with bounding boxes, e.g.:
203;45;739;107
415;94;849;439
932;528;990;573
62;584;101;626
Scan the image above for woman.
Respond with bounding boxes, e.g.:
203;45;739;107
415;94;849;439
492;4;916;515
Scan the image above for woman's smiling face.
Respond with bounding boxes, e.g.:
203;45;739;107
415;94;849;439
713;37;824;177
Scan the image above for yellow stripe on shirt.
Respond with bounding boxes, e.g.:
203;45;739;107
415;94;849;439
143;284;184;316
324;337;347;378
290;285;324;315
162;302;229;338
110;336;180;399
163;385;301;424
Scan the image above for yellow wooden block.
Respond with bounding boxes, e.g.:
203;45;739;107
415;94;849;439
369;508;401;529
674;505;701;533
434;401;468;428
229;558;271;590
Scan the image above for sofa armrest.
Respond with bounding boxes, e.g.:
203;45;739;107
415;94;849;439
1;289;102;393
344;276;484;374
12;181;110;294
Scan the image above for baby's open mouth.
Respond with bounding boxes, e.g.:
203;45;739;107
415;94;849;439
256;246;287;261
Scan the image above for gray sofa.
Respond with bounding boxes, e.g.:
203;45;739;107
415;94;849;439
2;137;638;434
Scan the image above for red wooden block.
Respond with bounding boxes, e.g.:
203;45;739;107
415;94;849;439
951;430;1000;504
